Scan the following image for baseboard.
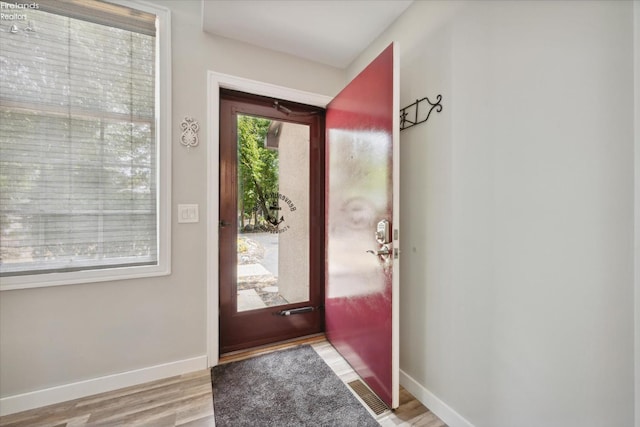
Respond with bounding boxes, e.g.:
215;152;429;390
400;369;475;427
0;355;208;417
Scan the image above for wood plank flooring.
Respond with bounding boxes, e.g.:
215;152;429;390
0;337;446;427
310;340;447;427
0;370;215;427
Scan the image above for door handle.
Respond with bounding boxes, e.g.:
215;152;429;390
219;220;230;228
366;245;391;257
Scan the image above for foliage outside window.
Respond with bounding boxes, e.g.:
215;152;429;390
237;116;279;231
0;0;171;289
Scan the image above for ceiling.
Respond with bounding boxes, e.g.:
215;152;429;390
201;0;413;69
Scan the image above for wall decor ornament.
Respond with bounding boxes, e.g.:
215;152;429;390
180;116;200;148
399;95;443;131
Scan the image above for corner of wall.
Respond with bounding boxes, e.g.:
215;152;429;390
400;370;475;427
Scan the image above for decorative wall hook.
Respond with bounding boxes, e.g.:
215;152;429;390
180;116;199;148
400;95;443;131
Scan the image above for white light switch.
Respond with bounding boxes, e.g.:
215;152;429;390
178;204;199;223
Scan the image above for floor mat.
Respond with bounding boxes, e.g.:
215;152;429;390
211;345;379;426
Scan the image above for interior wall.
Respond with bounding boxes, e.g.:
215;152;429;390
0;0;344;400
634;2;640;426
349;1;636;426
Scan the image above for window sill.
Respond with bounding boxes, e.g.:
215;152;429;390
0;263;171;291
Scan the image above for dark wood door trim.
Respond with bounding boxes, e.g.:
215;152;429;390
219;89;325;354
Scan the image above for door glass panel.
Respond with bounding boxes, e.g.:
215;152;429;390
236;115;310;312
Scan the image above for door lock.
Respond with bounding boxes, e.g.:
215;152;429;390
369;220;392;259
375;219;391;244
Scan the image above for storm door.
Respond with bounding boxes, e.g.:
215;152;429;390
219;90;325;354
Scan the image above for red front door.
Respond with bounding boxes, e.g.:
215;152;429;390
325;43;399;408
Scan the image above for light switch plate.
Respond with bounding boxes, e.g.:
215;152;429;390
178;204;199;223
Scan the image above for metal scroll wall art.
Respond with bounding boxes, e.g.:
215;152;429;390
400;95;443;131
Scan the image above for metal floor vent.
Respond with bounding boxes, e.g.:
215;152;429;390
347;379;389;416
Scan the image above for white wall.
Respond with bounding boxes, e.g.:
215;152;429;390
0;0;344;410
634;2;640;426
350;1;636;426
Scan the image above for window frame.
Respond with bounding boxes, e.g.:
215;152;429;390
0;0;172;291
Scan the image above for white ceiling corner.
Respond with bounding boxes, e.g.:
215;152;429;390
201;0;413;69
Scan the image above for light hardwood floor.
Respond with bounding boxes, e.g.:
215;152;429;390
0;336;446;427
310;340;447;427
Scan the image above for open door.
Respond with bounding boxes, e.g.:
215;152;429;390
325;43;399;408
218;90;325;354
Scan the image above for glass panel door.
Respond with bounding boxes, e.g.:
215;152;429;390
219;89;324;354
236;115;310;312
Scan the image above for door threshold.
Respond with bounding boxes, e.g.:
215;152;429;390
218;333;326;364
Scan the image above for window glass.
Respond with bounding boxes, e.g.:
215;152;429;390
0;0;169;286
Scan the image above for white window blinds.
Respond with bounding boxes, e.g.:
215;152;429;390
0;1;160;277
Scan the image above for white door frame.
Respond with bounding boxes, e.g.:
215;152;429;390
206;71;332;366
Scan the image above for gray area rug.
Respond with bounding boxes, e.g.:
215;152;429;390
211;345;379;426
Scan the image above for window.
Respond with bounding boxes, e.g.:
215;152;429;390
0;0;171;290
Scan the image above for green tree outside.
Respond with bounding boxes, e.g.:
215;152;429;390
237;115;278;231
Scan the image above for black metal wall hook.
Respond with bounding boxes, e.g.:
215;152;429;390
400;95;443;131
